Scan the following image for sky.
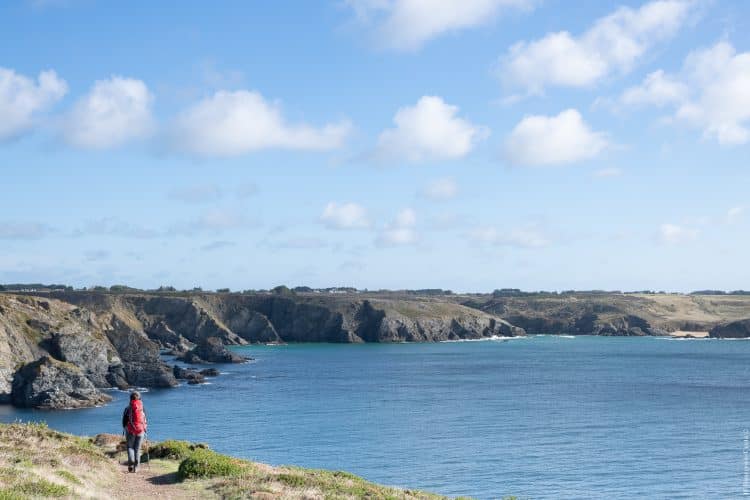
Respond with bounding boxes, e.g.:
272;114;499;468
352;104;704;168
1;0;749;292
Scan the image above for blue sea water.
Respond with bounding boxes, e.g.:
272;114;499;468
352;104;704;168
3;336;750;499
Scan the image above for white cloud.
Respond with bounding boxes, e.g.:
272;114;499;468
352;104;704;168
320;202;370;229
346;0;535;51
659;223;698;244
675;42;750;145
500;0;693;94
64;76;154;149
504;109;607;166
594;167;623;178
376;96;487;162
422;177;458;200
469;225;550;248
612;41;750;145
727;206;744;223
0;67;67;141
172;90;351;156
378;208;418;246
619;70;688;107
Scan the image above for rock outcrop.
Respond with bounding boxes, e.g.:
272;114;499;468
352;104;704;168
709;319;750;338
11;356;112;409
178;337;248;364
173;365;206;384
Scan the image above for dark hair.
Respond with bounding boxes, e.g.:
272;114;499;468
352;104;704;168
130;391;141;401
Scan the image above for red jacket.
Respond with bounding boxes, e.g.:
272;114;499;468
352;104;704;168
126;399;147;435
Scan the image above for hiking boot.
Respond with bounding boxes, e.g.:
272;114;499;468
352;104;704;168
128;465;133;473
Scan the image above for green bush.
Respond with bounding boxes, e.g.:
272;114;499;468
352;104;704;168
150;440;195;460
177;449;245;480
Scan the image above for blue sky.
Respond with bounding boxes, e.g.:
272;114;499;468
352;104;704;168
1;0;749;292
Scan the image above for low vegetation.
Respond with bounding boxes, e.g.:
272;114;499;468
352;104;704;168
0;423;487;499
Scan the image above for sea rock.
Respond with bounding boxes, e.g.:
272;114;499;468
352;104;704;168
710;319;750;338
200;368;220;377
178;337;248;364
11;356;112;409
173;365;206;384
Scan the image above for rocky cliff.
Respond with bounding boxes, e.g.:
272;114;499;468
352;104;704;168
0;291;525;409
464;293;750;336
709;318;750;338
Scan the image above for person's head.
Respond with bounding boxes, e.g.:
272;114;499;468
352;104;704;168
130;391;141;401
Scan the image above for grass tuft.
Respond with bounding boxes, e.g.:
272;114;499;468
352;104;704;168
55;469;82;485
16;479;69;497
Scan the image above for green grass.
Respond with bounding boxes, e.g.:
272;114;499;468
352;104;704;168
55;469;81;485
177;448;246;480
0;488;27;500
16;479;69;497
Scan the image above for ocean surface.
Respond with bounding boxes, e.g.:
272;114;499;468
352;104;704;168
3;336;750;499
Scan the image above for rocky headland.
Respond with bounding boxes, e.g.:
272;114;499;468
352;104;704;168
0;291;524;409
1;289;749;409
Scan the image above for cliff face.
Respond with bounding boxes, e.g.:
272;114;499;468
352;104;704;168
0;291;525;408
464;293;750;336
709;319;750;338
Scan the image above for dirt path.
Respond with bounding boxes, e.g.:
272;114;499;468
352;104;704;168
108;455;205;499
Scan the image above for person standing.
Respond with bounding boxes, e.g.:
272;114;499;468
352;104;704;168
122;391;148;473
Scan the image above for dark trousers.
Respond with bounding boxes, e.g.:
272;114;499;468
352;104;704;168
126;431;144;465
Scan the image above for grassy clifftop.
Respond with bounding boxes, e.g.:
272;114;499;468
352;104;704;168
0;423;480;499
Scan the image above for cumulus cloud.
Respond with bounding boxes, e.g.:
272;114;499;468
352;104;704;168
320;202;370;229
346;0;535;51
504;109;607;166
0;67;67;141
499;0;694;94
612;41;750;145
422;177;458;200
659;223;698;244
64;76;155;149
376;96;487;162
619;70;689;107
172;90;351;156
469;225;550;248
377;208;418;246
675;42;750;145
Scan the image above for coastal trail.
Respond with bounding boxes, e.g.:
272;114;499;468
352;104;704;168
109;455;202;499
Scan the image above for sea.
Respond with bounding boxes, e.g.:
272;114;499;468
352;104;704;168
3;335;750;499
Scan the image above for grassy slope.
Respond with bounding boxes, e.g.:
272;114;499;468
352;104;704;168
0;423;484;500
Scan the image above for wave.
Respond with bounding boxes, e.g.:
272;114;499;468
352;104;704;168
440;335;527;343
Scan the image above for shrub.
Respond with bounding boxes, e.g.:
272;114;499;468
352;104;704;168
150;440;194;460
177;449;245;480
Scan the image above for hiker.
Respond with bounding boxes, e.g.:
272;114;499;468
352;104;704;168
122;391;148;473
